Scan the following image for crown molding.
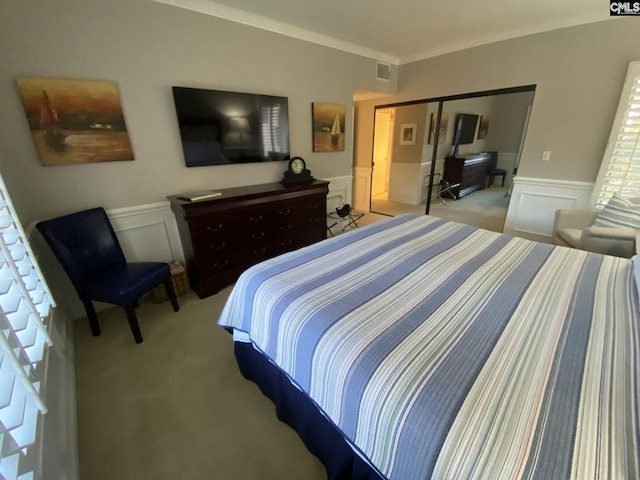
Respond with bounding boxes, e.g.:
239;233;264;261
399;14;615;65
152;0;400;65
153;0;616;67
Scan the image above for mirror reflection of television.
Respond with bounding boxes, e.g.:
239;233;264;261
171;86;290;167
453;113;479;146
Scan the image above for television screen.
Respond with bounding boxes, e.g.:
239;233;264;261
171;86;290;167
453;113;479;146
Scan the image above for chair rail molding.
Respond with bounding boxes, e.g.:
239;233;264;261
503;176;594;242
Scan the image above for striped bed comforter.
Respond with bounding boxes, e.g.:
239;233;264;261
217;214;640;479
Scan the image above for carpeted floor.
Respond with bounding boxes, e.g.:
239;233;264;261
74;289;326;480
75;190;510;479
371;186;510;232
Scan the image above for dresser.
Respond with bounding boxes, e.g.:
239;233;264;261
169;181;329;298
442;152;490;200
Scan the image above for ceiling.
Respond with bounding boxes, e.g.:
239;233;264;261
155;0;613;65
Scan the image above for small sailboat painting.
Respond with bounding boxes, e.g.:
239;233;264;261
39;90;67;152
16;77;134;165
330;113;341;147
312;102;345;152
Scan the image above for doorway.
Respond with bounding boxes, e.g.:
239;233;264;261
371;109;394;201
368;85;535;231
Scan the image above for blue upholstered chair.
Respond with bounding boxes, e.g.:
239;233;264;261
486;151;507;187
36;207;180;344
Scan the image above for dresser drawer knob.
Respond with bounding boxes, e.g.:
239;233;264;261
280;239;293;247
213;259;229;268
249;215;264;222
278;208;291;216
251;232;265;239
206;224;223;232
253;247;267;255
210;242;226;251
280;224;292;232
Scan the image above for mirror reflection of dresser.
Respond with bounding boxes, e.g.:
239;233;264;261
442;152;491;200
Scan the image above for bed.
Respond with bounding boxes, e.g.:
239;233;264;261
217;213;640;479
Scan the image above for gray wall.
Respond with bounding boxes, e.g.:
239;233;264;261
0;0;394;225
356;18;639;186
485;92;535;154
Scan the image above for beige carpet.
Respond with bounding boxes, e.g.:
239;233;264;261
371;186;510;232
75;192;509;479
75;289;326;480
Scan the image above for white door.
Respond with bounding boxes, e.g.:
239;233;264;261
372;109;393;197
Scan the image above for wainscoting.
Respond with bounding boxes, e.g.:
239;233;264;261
324;175;354;213
503;176;594;242
388;163;423;205
353;166;371;212
31;177;354;321
351;167;595;243
355;151;520;211
108;201;184;264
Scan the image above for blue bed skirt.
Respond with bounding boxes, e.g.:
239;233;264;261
234;341;385;480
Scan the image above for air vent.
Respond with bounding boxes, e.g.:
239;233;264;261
376;62;391;81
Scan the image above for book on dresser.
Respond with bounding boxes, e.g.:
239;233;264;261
168;181;329;298
176;190;222;202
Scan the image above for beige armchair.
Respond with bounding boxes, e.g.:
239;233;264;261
552;208;640;258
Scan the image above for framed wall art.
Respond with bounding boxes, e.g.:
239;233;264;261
312;102;345;152
477;115;490;139
16;77;134;166
399;123;417;145
428;112;449;145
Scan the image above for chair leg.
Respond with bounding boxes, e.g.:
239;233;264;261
124;305;143;344
164;278;180;312
501;175;505;187
81;298;101;336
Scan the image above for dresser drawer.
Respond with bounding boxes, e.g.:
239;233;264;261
170;181;330;298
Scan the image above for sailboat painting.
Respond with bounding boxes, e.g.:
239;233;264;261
312;102;346;152
16;77;134;165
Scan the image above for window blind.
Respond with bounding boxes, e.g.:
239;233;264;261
261;105;287;157
0;171;54;480
592;61;640;207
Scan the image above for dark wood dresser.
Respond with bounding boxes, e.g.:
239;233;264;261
169;181;329;298
442;152;490;199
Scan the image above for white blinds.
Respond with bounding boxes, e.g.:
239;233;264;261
592;61;640;207
0;172;54;480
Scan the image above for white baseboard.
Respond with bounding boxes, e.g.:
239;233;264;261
504;176;594;241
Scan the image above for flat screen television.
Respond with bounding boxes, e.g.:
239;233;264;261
171;86;290;167
453;113;479;147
